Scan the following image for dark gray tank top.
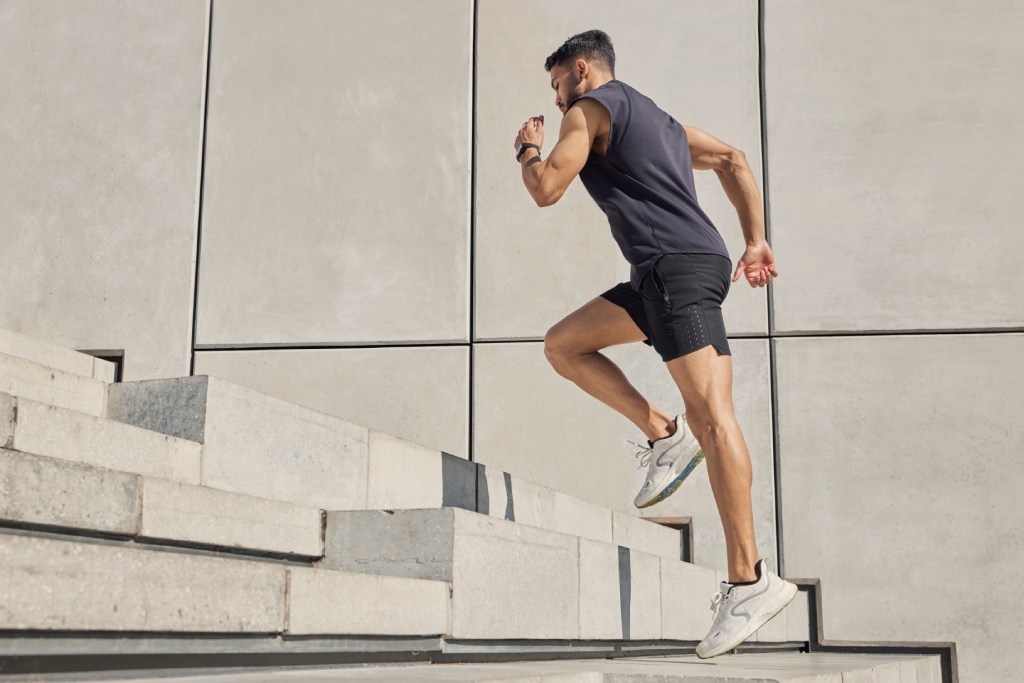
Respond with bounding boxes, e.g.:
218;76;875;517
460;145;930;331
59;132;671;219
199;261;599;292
571;79;730;290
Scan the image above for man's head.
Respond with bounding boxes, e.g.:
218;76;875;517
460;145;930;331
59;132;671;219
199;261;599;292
545;30;615;115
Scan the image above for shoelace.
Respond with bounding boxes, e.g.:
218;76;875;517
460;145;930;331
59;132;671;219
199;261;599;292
709;590;727;617
627;439;653;468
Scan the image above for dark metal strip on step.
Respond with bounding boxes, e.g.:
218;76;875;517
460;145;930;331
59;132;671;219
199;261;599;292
0;634;441;677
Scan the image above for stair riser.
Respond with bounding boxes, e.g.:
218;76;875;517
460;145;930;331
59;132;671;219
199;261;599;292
0;352;107;416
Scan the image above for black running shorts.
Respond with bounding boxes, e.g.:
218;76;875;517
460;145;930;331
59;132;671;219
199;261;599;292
600;253;732;362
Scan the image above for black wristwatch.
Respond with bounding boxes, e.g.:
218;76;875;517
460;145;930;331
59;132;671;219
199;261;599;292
516;143;541;162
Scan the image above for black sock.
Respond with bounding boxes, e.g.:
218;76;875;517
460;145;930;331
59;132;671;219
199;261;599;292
729;560;763;587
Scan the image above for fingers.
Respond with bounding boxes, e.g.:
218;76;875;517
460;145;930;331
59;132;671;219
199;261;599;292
732;260;744;282
742;266;777;287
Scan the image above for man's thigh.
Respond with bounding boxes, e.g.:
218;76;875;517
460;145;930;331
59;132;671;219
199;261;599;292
546;294;650;355
664;344;735;415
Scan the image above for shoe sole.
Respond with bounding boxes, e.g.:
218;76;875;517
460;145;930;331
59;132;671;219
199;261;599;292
634;450;705;509
694;581;799;659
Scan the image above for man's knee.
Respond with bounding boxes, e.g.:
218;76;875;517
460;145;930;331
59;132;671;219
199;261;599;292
543;324;575;372
685;403;734;445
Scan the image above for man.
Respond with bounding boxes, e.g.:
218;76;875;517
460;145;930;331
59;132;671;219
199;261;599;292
513;29;795;658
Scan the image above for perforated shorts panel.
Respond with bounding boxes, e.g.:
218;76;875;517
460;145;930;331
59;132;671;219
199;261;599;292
599;253;732;362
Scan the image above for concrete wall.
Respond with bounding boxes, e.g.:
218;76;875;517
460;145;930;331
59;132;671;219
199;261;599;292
765;3;1024;681
2;1;1020;679
0;0;208;379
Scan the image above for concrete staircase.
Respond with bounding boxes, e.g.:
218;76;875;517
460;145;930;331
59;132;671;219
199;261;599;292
0;327;947;681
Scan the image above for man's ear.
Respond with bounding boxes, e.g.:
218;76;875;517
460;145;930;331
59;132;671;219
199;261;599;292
575;58;587;80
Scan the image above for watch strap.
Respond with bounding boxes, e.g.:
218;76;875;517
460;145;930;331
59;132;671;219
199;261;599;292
516;142;541;162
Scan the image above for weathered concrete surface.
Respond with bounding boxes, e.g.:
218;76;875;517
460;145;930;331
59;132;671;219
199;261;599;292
475;0;767;340
0;531;285;632
287;567;449;637
0;326;95;379
108;376;368;509
0;393;13;449
449;511;579;640
578;540;661;640
786;590;811;643
65;652;940;682
140;478;323;557
0;448;140;535
323;509;457;582
196;0;471;346
611;512;683;562
477;465;615;544
323;508;579;640
777;334;1023;683
473;340;774;574
0;1;207;380
365;431;476;511
0;351;107;417
194;346;469;459
766;1;1024;333
659;556;719;641
4;394;201;484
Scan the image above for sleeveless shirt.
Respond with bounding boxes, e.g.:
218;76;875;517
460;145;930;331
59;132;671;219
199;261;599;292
570;79;730;290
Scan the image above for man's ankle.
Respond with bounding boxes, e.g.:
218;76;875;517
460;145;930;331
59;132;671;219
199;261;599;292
649;418;677;443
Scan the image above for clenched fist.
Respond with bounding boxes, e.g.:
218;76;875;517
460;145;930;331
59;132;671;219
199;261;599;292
514;115;545;152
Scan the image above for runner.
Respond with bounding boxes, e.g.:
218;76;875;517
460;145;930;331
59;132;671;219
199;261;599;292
514;29;796;657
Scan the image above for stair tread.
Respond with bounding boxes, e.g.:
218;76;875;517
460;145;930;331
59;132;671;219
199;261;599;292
49;652;942;682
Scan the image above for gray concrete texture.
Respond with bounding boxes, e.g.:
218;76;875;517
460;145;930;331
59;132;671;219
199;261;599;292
286;567;450;637
766;0;1024;332
0;327;114;381
194;346;469;459
474;0;767;340
0;448;141;536
68;653;941;682
473;339;775;575
776;334;1023;683
108;375;370;509
0;0;207;380
324;508;580;639
0;351;107;417
322;507;724;641
366;431;477;511
0;446;323;557
3;392;202;484
0;530;285;632
140;477;324;557
196;0;472;346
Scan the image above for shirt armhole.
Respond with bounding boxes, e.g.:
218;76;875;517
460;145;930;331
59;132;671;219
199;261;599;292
571;94;614;154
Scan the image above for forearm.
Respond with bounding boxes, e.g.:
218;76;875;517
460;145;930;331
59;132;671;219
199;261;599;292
714;155;767;246
519;148;546;205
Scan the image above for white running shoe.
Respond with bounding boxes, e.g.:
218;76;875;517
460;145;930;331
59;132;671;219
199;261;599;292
630;414;704;509
695;558;798;659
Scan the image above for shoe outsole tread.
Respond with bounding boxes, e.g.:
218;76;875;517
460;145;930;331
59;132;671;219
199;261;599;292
634;450;705;509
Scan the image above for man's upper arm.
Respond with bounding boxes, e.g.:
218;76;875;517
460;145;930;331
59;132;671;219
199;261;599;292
536;100;600;205
683;124;745;172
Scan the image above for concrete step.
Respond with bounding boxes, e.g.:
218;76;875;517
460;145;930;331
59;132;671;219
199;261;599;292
0;448;323;557
477;464;684;562
63;652;944;682
0;326;115;382
0;350;108;416
0;529;448;637
105;375;686;561
106;375;370;509
1;392;201;483
322;507;757;642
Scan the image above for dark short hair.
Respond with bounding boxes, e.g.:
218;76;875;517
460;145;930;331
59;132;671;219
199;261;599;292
544;29;615;76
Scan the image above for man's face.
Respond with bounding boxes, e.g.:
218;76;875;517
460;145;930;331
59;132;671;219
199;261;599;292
549;62;583;116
